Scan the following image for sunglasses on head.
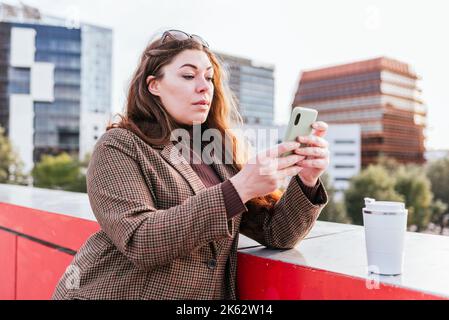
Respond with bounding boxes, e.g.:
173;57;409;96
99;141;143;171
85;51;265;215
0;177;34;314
161;29;209;48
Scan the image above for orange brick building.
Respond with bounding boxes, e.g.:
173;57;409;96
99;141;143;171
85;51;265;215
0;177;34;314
292;57;426;167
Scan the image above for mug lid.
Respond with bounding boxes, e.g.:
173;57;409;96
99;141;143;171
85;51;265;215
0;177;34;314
364;198;406;213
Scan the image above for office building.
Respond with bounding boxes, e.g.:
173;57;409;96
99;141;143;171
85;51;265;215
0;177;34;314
0;2;112;172
216;52;275;126
293;57;426;167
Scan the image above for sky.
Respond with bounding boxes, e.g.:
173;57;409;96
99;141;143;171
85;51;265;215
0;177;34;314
6;0;449;150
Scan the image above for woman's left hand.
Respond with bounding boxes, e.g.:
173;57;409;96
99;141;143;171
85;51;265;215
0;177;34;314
294;121;330;187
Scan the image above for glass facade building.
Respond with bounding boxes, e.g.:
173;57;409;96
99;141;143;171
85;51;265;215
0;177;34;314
293;57;426;167
79;23;113;160
0;21;81;167
0;3;112;173
0;23;11;132
32;23;81;160
215;52;275;126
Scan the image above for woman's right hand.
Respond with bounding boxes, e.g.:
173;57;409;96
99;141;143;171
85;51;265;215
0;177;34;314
229;141;304;203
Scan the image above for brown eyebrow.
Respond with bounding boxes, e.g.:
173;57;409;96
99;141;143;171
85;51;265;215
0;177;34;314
179;63;213;70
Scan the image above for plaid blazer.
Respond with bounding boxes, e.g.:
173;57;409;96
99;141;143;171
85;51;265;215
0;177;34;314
52;128;328;300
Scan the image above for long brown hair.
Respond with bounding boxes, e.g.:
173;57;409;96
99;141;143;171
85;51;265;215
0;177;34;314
108;31;282;210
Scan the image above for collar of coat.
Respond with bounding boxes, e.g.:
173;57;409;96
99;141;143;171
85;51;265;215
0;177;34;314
156;138;234;194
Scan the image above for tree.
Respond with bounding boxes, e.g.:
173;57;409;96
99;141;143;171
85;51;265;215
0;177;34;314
426;158;449;207
344;165;403;225
318;173;351;224
0;126;27;185
32;153;87;193
394;165;433;231
374;155;401;175
429;200;448;235
345;162;442;231
426;158;449;232
79;152;91;176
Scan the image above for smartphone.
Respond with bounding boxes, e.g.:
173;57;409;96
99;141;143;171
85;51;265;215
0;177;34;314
281;106;318;157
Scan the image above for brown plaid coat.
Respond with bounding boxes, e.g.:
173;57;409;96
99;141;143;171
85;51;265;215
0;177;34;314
52;128;328;300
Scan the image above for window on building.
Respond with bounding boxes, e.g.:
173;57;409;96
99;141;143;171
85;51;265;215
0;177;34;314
334;152;356;156
334;165;356;169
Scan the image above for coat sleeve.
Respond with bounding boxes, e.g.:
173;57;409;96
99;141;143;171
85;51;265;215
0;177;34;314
239;176;328;249
86;136;234;271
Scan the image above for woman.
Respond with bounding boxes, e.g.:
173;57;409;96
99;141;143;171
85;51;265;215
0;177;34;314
52;30;329;300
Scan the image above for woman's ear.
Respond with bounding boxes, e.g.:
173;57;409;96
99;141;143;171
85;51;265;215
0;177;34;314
146;75;160;96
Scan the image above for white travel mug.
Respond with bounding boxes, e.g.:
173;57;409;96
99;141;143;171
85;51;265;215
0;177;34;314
362;198;408;275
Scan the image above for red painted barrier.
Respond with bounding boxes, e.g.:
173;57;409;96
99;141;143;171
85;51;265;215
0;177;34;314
236;253;446;300
0;203;99;251
15;237;76;300
1;201;447;300
0;202;100;300
0;231;16;299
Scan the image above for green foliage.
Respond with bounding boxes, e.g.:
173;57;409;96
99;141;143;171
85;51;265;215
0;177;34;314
318;173;351;224
429;199;448;234
374;155;401;175
0;126;28;185
32;153;87;193
426;158;449;206
344;165;403;225
394;165;433;231
426;158;449;232
344;157;448;231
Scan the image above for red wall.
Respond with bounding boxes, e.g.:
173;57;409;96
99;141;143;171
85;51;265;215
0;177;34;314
237;253;446;300
0;202;100;300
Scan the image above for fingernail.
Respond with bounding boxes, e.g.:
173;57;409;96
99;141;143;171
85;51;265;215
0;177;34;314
290;142;300;148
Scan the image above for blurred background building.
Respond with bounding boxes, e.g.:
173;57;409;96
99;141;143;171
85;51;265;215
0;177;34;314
215;51;287;156
326;124;361;199
0;2;112;173
293;57;426;167
216;51;275;126
425;149;449;162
